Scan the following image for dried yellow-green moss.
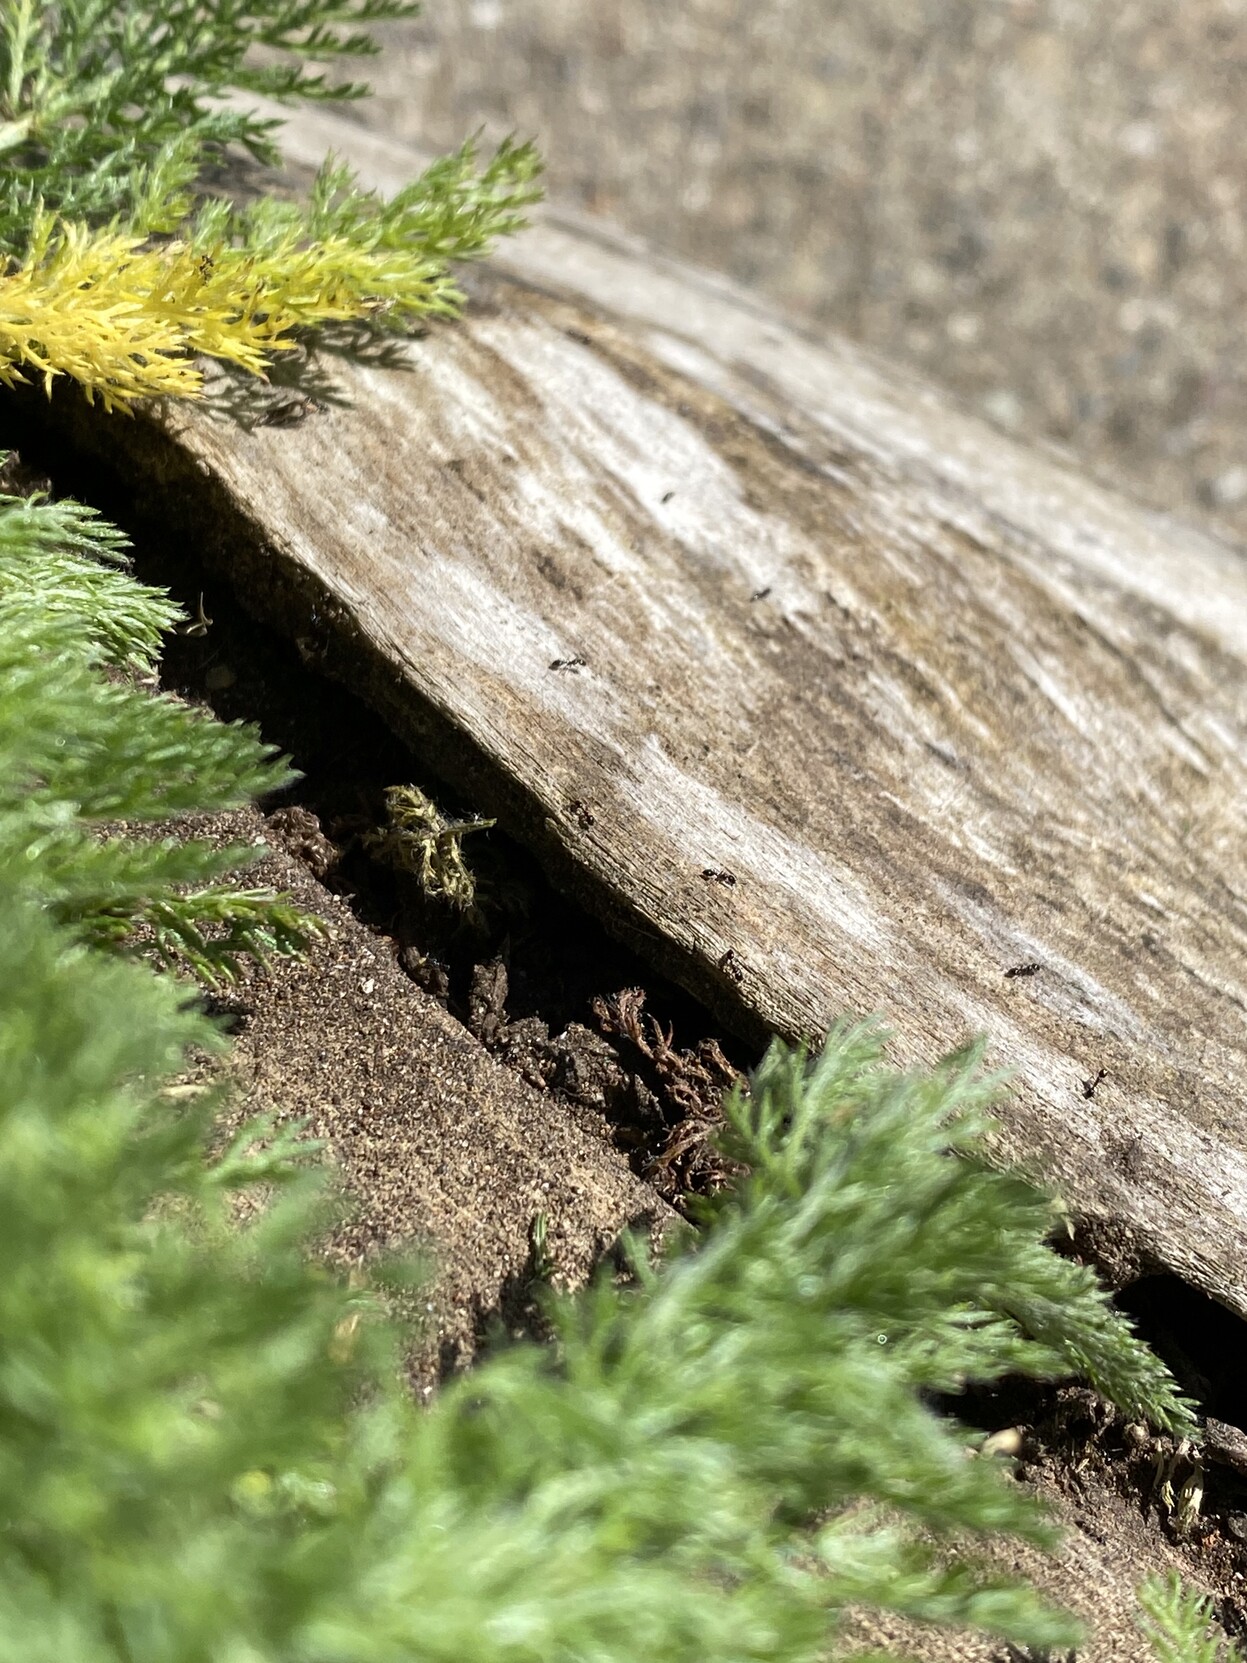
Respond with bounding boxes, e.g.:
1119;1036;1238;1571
366;783;495;911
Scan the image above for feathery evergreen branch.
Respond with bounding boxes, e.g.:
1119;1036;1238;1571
0;1;542;408
0;879;1202;1659
81;885;325;987
699;1032;1196;1435
0;138;541;411
0;482;178;666
0;0;421;246
1137;1573;1241;1663
0;478;325;977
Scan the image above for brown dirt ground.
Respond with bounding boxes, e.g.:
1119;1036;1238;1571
7;433;1247;1657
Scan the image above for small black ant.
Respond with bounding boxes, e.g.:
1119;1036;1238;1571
701;868;737;887
718;948;744;984
568;798;596;830
257;395;321;428
750;586;772;602
1081;1068;1107;1100
549;656;586;673
1004;962;1042;979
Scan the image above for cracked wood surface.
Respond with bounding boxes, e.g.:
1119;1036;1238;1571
58;106;1247;1317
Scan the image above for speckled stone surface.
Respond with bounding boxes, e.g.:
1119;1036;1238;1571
353;0;1247;540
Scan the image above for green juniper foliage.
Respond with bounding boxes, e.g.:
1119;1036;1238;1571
0;877;1201;1659
0;479;324;983
0;478;1203;1653
0;0;542;408
1137;1573;1242;1663
191;138;543;328
0;0;422;246
698;1038;1193;1428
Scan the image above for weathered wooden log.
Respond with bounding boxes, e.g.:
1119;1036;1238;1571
30;104;1247;1322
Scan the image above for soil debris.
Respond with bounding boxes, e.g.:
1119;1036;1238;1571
591;985;743;1196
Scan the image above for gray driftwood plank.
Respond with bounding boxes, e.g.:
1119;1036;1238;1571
57;106;1247;1318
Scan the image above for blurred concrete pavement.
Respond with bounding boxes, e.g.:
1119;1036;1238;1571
349;0;1247;543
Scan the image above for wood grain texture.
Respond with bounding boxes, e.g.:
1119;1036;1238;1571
63;105;1247;1315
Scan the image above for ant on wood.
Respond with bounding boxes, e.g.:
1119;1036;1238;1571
256;395;322;428
701;868;737;887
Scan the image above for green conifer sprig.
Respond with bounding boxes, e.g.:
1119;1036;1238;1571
0;882;1200;1659
0;1;542;407
0;0;421;246
206;137;543;294
83;884;323;986
0;895;380;1661
1;621;288;817
405;1029;1194;1660
699;1032;1197;1434
1137;1573;1240;1663
0;478;324;979
0;485;178;665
